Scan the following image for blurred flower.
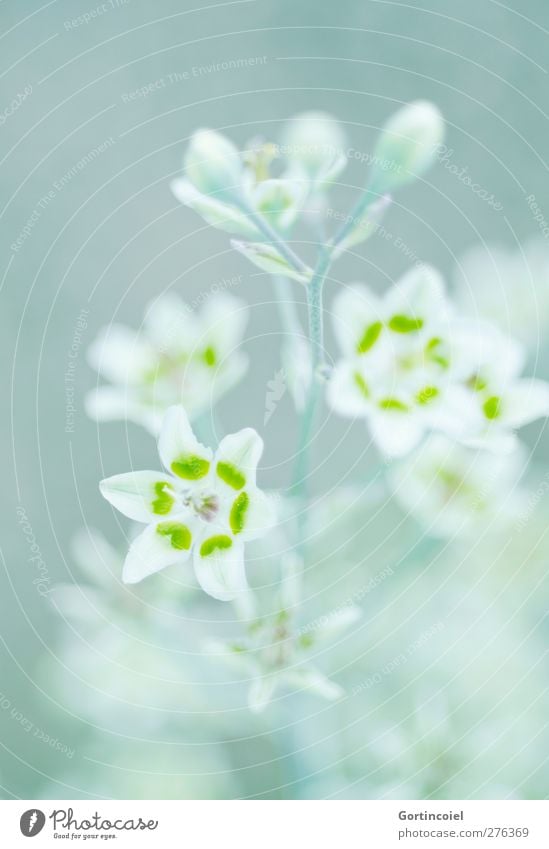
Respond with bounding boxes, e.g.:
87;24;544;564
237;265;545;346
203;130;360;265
453;237;549;355
86;291;248;433
100;405;275;601
368;100;444;195
171;128;304;238
327;265;481;456
328;265;549;456
389;433;526;538
207;603;360;712
279;110;347;188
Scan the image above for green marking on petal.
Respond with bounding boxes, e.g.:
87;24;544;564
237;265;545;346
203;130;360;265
483;395;502;420
298;633;315;649
156;521;192;550
354;371;370;398
171;455;210;480
416;385;439;405
200;534;233;557
216;461;246;490
230;491;249;535
203;346;217;367
152;481;175;515
357;321;382;354
425;336;450;369
378;397;409;412
388;314;424;333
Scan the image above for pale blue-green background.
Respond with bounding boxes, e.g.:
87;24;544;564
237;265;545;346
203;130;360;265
1;0;549;799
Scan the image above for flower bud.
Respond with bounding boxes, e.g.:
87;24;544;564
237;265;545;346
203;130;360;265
280;111;346;180
368;100;444;195
184;129;243;198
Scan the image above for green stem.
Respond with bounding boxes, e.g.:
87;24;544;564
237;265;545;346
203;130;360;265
332;188;378;250
236;199;308;274
290;245;333;501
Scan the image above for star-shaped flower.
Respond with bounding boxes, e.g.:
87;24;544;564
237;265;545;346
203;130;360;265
99;406;275;601
207;603;359;712
86;291;248;433
327;266;481;456
171;128;305;240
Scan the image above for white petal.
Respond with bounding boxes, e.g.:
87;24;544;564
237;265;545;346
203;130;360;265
171;177;259;237
285;666;344;700
369;410;424;457
193;534;247;601
214;428;264;491
248;673;279;713
158;405;213;481
85;387;161;434
315;605;362;641
228;487;276;541
465;430;520;455
423;385;483;440
198;292;249;360
384;264;446;328
209;351;249;400
100;471;179;523
326;360;371;418
123;516;194;584
331;284;384;357
144;292;197;355
501;379;549;428
87;324;155;385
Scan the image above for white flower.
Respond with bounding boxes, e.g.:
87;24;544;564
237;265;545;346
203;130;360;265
453;237;549;354
171;128;304;238
327;266;481;457
207;604;359;712
86;291;248;433
183;129;243;199
369;100;444;195
279;110;347;187
99;406;275;601
328;265;549;456
389;433;527;538
456;321;549;453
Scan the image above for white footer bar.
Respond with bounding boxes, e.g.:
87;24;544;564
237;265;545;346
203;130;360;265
1;800;548;847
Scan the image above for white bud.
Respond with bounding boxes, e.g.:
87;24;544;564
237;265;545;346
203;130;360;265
280;111;346;180
368;100;444;195
184;129;243;198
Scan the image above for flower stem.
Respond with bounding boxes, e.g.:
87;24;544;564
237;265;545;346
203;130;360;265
332;188;378;250
236;199;308;274
290;245;333;502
